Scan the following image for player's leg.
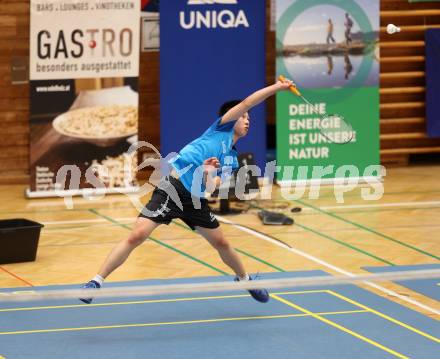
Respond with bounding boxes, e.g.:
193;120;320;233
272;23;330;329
98;217;160;279
79;217;160;304
196;225;246;278
89;184;174;284
196;225;269;303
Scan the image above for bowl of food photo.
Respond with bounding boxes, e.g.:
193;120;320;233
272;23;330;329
52;105;138;147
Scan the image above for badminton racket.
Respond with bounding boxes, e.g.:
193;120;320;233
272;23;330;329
279;75;354;145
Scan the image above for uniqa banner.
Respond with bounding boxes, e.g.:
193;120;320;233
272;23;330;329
28;0;140;196
276;0;380;183
426;29;440;138
159;0;267;170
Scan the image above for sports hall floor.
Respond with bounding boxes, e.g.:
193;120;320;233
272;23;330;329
0;165;439;358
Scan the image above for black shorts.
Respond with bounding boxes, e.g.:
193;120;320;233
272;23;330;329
139;176;219;230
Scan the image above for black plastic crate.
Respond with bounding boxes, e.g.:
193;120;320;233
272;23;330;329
0;219;44;264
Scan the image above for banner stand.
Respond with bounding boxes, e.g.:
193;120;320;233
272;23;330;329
277;175;382;188
160;0;267;170
275;0;380;183
28;0;141;198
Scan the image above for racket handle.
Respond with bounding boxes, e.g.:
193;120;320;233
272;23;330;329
278;75;301;97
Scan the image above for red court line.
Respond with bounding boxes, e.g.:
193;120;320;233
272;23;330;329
0;266;34;287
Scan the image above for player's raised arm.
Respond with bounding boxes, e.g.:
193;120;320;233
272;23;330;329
220;78;294;125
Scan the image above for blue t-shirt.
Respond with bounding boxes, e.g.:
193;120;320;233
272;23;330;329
169;117;239;197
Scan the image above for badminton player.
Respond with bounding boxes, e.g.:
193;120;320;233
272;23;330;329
80;77;294;304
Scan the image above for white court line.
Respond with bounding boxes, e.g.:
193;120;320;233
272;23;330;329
41;215;440;314
43;218;134;226
42;199;440;224
313;201;440;211
216;215;440;316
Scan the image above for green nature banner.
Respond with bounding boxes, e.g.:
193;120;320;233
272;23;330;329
276;0;380;183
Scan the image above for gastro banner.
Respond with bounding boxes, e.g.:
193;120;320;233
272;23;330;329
276;0;380;183
160;0;267;170
28;0;140;196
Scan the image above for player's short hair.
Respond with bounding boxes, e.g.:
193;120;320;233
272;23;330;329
218;100;242;117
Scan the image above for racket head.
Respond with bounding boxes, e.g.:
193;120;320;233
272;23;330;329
318;114;354;145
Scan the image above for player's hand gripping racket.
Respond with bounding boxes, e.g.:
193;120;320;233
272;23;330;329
278;75;354;145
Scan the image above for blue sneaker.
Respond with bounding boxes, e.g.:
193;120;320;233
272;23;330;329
79;280;101;304
234;274;270;303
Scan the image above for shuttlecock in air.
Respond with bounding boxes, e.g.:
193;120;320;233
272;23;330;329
386;24;401;34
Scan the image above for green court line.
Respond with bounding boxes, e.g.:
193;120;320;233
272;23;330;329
234;248;286;272
294;223;395;266
249;204;395;266
42;211;288;274
88;209;228;276
50;207;396;266
20;207;439;348
171;220;194;232
88;209;294;291
39;222;440;262
68;210;440;348
169;220;289;273
294;200;440;262
87;209;288;276
42;220;440;236
171;212;394;266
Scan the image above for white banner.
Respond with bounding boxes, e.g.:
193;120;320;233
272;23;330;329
30;0;140;80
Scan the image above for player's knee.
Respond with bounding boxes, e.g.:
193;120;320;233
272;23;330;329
212;237;231;251
127;229;146;247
